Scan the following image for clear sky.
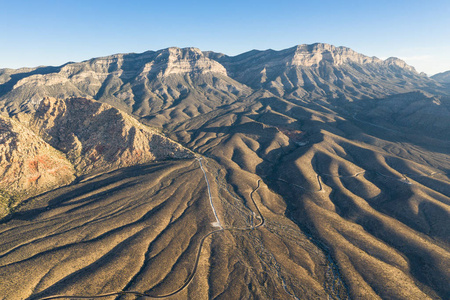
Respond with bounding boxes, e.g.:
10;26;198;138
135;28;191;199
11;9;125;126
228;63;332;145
1;0;449;75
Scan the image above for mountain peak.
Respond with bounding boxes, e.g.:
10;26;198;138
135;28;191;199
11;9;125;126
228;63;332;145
295;42;345;52
383;57;416;72
164;46;203;54
290;43;381;66
206;43;435;100
144;46;227;77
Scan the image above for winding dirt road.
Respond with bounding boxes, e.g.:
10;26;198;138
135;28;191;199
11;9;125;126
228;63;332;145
36;158;265;300
36;157;449;299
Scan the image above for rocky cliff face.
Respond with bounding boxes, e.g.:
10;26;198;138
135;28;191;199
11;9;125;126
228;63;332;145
0;116;75;215
0;43;441;123
291;43;380;66
11;48;228;91
207;43;439;100
0;48;251;126
17;97;193;175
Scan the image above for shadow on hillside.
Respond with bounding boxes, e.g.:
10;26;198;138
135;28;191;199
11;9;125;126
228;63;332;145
0;65;64;97
1;160;189;223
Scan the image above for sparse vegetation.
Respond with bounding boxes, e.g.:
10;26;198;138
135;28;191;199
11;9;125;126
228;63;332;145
0;189;12;216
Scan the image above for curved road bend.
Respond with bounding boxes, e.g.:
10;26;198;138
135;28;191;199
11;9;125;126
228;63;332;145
276;168;422;194
249;179;265;228
37;159;265;300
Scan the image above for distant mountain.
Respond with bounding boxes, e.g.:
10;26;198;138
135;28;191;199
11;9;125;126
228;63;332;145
206;43;440;101
0;43;444;125
431;70;450;83
0;47;251;126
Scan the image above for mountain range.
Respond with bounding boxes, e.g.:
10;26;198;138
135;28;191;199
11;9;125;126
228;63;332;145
0;43;449;300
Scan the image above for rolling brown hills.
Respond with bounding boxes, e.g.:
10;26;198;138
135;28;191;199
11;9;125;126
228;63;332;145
0;43;449;300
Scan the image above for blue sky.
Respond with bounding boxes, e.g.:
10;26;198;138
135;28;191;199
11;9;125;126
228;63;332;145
1;0;449;75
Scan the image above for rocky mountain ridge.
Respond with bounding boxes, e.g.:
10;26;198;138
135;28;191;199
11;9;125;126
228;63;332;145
1;43;444;123
207;43;439;100
16;96;194;175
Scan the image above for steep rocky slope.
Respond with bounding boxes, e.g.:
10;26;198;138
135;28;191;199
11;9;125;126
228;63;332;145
16;96;193;175
0;116;75;216
206;43;441;101
0;48;251;126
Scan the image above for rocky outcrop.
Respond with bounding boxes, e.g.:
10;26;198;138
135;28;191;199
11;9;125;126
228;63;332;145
138;47;228;77
0;116;75;215
17;97;193;175
207;43;440;100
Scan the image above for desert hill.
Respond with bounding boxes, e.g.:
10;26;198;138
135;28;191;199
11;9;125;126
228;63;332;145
0;115;74;215
168;93;450;299
0;96;193;217
16;96;193;175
